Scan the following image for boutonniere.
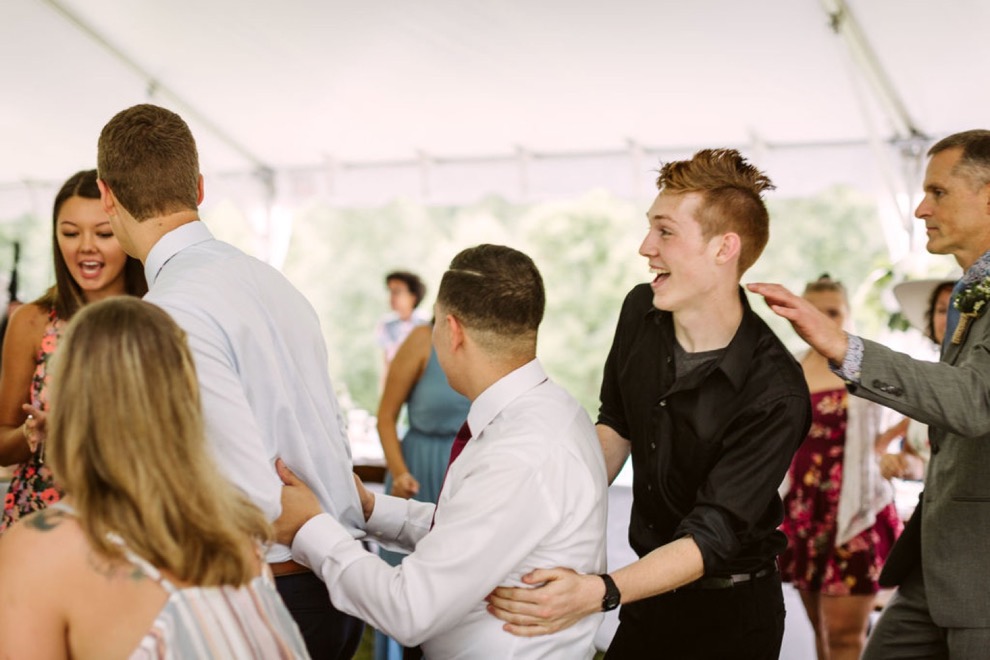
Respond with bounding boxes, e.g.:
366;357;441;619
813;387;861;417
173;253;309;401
952;276;990;344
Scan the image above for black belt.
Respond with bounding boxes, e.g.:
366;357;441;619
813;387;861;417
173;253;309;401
680;564;777;590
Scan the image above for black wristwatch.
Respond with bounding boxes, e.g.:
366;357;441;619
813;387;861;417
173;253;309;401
599;573;620;611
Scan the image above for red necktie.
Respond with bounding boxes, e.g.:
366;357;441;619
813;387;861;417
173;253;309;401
431;421;471;530
447;421;472;466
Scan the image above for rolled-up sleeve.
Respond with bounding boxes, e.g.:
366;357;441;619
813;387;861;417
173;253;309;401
674;392;810;572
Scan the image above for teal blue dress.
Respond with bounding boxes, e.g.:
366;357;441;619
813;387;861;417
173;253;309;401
375;348;470;660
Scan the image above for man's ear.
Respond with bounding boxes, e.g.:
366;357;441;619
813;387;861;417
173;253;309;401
447;314;466;352
714;232;741;266
96;178;116;216
197;174;205;205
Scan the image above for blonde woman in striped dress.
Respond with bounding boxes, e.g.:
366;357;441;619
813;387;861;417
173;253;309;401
0;297;309;659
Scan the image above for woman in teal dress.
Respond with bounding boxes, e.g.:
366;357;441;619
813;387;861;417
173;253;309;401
374;323;470;660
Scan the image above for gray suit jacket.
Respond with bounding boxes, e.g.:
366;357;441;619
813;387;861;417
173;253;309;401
850;311;990;628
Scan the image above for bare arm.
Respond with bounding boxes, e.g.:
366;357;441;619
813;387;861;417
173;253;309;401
487;536;704;637
875;417;908;454
375;326;431;498
0;304;47;466
597;423;631;485
487;425;700;636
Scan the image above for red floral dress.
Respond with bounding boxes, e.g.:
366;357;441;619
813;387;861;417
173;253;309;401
779;388;902;596
0;307;64;534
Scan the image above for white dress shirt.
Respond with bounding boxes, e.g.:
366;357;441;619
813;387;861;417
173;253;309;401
144;221;364;561
292;359;608;659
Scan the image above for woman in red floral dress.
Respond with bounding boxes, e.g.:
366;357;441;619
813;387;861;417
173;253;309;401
779;276;903;660
0;170;146;533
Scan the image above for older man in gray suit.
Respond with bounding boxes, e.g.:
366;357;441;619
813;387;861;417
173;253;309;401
750;129;990;660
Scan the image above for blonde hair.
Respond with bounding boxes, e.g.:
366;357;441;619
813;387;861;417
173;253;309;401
803;273;849;304
656;148;775;275
47;298;270;586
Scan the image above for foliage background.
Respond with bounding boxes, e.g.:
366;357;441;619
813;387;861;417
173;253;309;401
278;185;889;416
0;185;895;418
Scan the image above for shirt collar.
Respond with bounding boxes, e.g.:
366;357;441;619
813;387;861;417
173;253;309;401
465;359;548;441
962;249;990;286
717;288;763;391
144;221;214;285
647;287;760;392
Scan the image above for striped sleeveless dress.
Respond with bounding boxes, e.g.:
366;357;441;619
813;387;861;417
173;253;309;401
52;503;310;659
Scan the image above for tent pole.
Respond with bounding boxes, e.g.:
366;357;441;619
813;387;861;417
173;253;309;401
819;0;924;142
39;0;273;175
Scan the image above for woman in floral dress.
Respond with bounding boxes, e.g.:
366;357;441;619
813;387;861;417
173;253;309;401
779;275;903;660
0;170;146;533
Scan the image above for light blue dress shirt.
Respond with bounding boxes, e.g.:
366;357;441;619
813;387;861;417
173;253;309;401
144;221;364;561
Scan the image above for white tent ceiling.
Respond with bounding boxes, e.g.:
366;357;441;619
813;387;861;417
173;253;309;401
2;0;987;209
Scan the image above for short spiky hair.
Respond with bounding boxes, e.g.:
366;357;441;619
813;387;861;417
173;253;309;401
97;104;200;221
656;148;775;275
436;244;544;356
929;129;990;190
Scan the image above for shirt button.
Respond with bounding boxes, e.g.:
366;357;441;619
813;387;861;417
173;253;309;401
666;356;672;364
650;442;656;450
647;484;653;492
659;400;667;407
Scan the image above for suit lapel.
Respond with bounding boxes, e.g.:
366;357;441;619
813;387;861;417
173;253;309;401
943;338;964;365
944;312;989;364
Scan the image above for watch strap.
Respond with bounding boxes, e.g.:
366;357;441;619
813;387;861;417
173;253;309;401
599;573;620;611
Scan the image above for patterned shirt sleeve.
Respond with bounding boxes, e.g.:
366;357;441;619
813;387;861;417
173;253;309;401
830;333;864;383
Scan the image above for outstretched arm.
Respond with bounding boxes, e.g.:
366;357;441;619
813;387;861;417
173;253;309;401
487;537;703;636
746;282;849;364
486;426;697;637
598;424;631;485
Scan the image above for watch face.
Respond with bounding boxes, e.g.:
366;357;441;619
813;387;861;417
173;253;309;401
601;574;620;611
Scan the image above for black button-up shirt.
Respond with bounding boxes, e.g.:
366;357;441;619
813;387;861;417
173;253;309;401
598;284;811;575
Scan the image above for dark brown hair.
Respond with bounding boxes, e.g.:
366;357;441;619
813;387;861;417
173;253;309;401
36;170;147;319
386;271;426;307
97;104;200;221
925;280;956;343
437;244;544;353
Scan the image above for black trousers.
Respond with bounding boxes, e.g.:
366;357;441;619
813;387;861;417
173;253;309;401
276;571;364;660
605;571;785;660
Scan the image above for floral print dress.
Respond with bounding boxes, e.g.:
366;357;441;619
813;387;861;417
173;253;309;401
779;388;902;596
0;307;64;534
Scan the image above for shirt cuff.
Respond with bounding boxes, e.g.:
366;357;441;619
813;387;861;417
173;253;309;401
291;512;351;571
365;492;413;541
830;333;863;383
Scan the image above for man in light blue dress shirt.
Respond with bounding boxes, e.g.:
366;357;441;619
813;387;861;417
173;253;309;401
96;103;365;660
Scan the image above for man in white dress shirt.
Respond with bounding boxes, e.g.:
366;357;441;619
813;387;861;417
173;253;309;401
275;244;609;659
96;104;364;659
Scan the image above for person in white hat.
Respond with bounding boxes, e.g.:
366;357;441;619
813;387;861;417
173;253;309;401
879;279;956;480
